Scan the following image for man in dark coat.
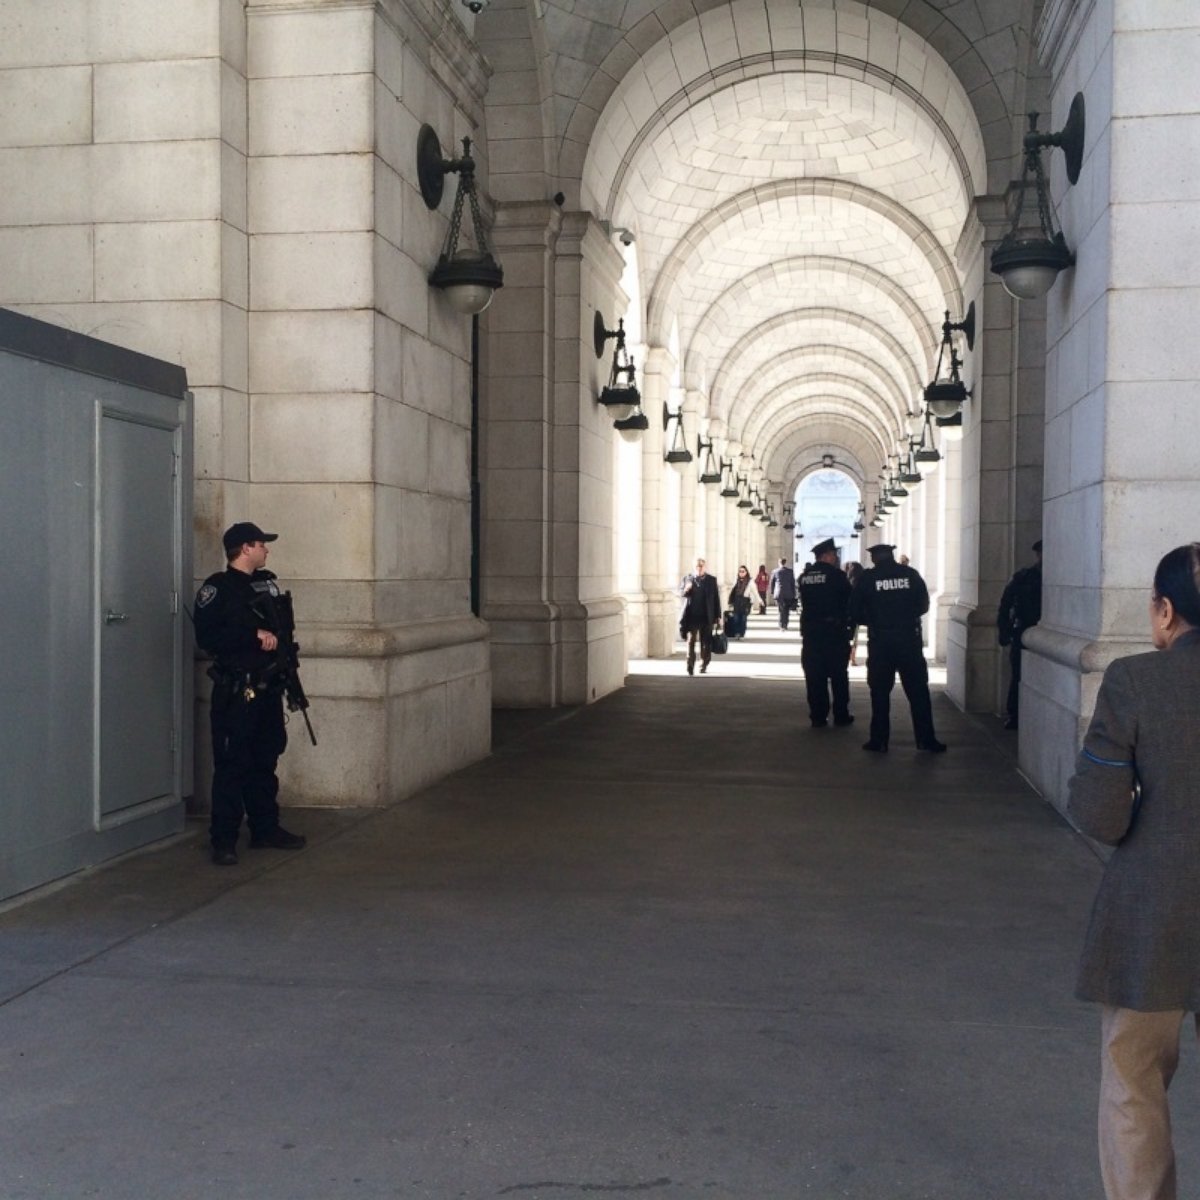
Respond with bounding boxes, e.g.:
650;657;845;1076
194;522;307;865
849;543;946;753
678;557;722;675
997;539;1042;729
798;538;853;728
769;557;798;630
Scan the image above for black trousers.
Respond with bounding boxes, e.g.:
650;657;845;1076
210;684;287;848
800;626;851;723
866;633;936;746
685;624;713;666
1006;635;1023;720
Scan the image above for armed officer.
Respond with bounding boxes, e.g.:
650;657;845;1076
797;538;854;728
997;539;1042;730
849;543;947;753
194;522;307;866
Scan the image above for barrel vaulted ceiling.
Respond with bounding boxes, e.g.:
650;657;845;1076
484;0;1039;493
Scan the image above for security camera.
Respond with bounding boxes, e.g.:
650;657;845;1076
462;0;488;12
613;226;635;246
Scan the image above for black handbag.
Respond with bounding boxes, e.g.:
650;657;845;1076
711;629;729;655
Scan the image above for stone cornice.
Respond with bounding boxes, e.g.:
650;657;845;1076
1036;0;1097;78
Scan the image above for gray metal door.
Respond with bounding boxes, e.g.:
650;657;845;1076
99;414;177;819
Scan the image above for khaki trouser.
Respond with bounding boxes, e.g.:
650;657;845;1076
1099;1006;1200;1200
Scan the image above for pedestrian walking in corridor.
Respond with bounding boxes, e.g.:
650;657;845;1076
726;564;755;639
1068;542;1200;1200
798;538;854;728
754;564;770;614
849;543;945;752
769;557;797;630
679;558;722;675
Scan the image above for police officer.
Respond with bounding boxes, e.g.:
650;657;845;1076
798;538;854;728
849;543;946;753
997;539;1042;730
194;522;307;866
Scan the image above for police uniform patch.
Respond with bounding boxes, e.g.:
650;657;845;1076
197;583;218;608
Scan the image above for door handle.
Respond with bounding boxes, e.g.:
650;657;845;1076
104;610;130;625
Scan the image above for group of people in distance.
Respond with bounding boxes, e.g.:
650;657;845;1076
678;539;946;753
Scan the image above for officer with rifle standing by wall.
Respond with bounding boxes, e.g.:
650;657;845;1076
997;539;1042;730
194;522;314;866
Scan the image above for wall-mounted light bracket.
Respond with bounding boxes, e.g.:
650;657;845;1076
990;93;1085;300
696;435;722;483
417;125;503;314
663;402;693;467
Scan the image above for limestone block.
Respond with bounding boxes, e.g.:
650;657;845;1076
277;694;387;804
1108;287;1200;381
297;655;386;701
248;309;373;393
485;420;545;470
251;482;375;579
1113;113;1200;204
374;79;422;178
221;141;248;231
1106;381;1200;479
251;231;373;311
374;235;430;331
220;0;248;77
0;1;88;68
250;392;373;483
222;301;249;393
94;59;221;143
192;385;249;482
427;418;471;500
375;160;406;249
222;222;249;309
93;141;223;223
1114;2;1200;32
374;489;461;580
247;5;373;79
95;220;222;302
490;638;554;707
90;0;220;64
483;518;546;578
387;636;489;694
0;146;91;225
249;74;373;157
221;61;248;156
1102;480;1200;589
1068;388;1106;492
375;312;404;403
12;299;231;387
287;579;374;626
374;13;403;101
373;397;430;491
400;329;456;420
1111;202;1200;289
0;66;91;147
249;154;373;234
0;225;92;304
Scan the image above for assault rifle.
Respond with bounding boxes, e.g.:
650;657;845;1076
257;590;318;746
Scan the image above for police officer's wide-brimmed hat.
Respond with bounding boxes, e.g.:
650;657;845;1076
222;521;279;553
866;543;895;559
811;537;838;557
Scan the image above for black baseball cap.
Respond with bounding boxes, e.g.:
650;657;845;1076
222;522;278;553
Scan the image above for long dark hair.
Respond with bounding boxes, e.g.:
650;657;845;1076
1153;544;1200;627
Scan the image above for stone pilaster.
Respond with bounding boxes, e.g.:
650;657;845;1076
483;206;627;705
1022;0;1200;811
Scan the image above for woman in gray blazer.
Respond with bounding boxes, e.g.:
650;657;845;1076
1068;543;1200;1200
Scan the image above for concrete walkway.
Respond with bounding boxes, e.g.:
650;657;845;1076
3;617;1198;1199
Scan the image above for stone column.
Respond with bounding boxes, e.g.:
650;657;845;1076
483;206;628;705
1022;1;1200;811
245;0;492;805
